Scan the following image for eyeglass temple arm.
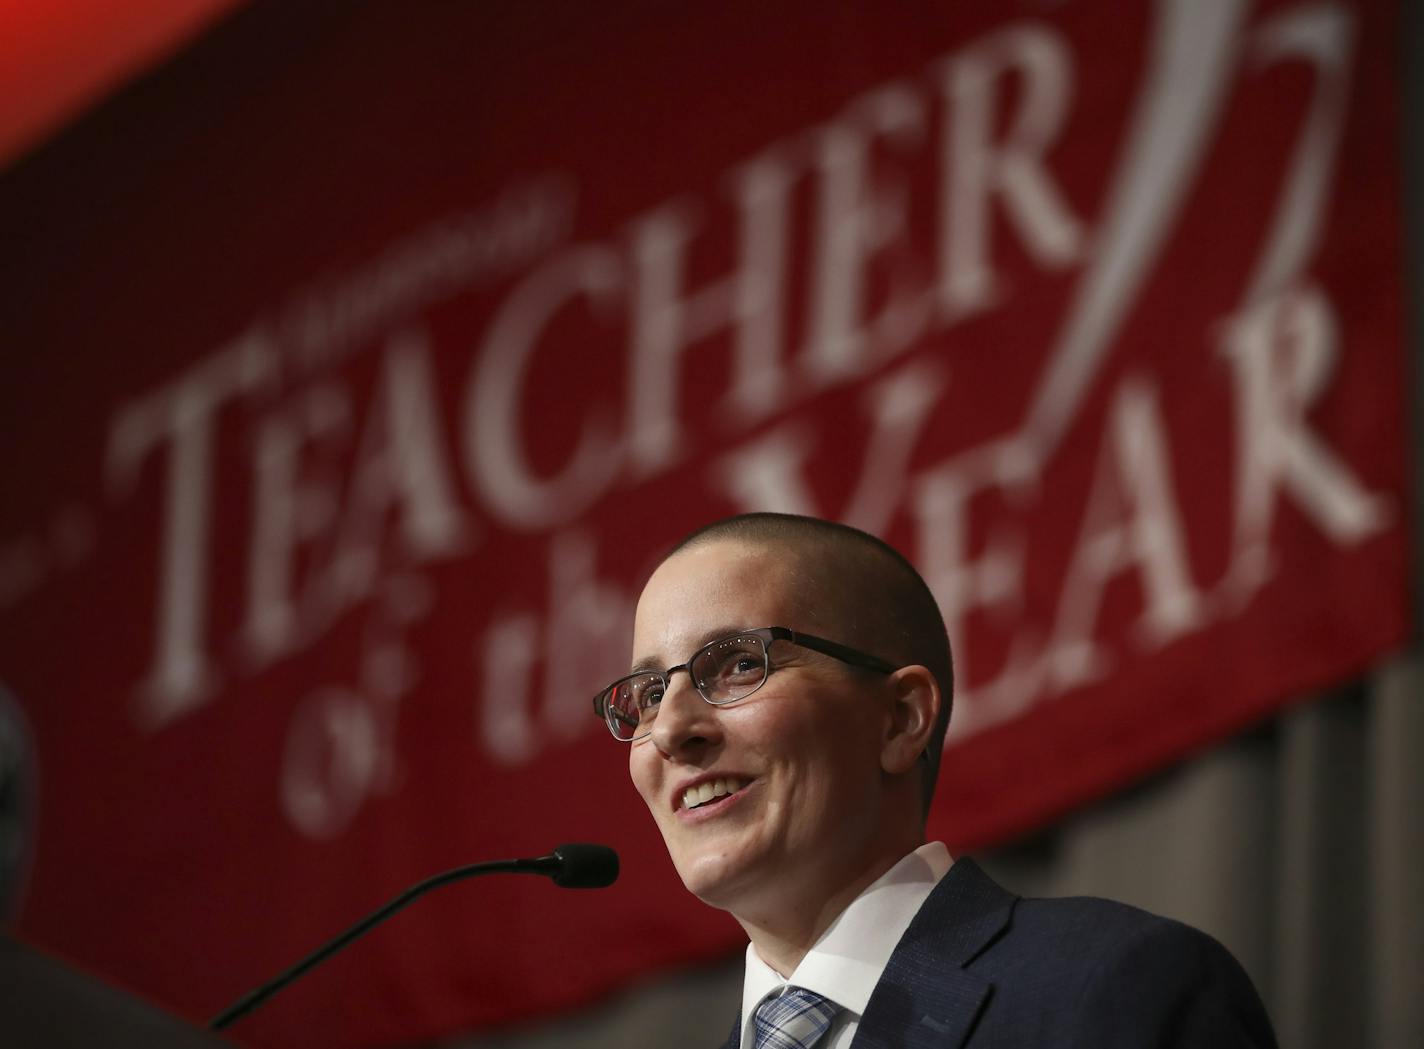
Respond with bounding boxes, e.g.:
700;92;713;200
786;630;898;674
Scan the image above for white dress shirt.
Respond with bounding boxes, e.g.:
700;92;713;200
738;841;953;1049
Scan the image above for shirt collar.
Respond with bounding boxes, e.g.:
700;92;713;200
738;842;952;1046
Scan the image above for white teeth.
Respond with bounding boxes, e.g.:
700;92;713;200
683;777;745;810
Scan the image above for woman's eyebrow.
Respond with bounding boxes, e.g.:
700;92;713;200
628;624;750;674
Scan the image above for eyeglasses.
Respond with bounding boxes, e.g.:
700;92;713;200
592;626;898;742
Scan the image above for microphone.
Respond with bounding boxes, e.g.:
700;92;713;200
540;842;620;888
210;843;618;1031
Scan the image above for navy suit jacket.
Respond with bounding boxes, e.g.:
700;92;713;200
721;858;1276;1048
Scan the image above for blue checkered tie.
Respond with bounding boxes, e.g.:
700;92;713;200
751;986;841;1049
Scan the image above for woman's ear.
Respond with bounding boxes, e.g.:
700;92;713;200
880;664;941;776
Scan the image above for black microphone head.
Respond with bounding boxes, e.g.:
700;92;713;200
550;844;619;888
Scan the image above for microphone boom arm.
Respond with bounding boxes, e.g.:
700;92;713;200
209;848;604;1031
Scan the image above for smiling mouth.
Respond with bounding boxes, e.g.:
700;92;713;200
681;776;747;811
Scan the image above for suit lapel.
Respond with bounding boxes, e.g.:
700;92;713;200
851;859;1015;1049
721;1009;741;1049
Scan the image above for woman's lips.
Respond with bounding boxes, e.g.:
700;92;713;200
676;778;754;821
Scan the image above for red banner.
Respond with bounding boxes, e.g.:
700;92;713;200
0;2;1408;1046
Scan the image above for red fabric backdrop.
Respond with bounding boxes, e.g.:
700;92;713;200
0;2;1408;1046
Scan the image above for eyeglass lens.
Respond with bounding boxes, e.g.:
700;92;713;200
604;633;771;740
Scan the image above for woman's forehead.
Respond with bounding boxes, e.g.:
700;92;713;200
631;541;805;655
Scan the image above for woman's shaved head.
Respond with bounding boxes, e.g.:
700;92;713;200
665;513;954;816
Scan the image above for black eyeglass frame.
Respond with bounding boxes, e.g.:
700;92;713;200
591;626;899;742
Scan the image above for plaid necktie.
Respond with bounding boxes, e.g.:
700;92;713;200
751;986;841;1049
